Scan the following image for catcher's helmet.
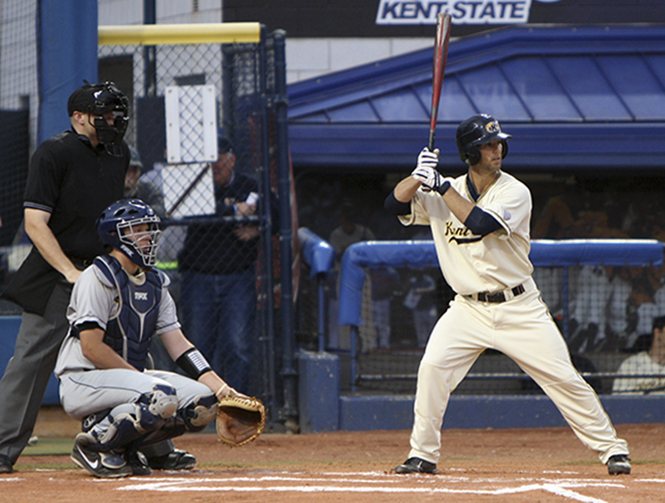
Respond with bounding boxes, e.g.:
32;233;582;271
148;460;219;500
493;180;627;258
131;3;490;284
97;199;162;269
68;81;129;155
456;114;512;166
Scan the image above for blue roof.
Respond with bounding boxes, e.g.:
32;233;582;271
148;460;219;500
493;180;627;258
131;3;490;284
288;25;665;173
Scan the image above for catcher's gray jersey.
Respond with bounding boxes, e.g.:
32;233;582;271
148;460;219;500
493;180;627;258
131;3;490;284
55;259;180;378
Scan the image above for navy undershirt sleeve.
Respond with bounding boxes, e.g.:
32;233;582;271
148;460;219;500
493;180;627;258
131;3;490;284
464;206;502;236
384;191;412;215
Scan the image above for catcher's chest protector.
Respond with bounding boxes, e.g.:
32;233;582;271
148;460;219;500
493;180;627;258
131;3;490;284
94;255;162;371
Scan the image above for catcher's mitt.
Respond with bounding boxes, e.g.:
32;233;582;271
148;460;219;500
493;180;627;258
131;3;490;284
216;393;266;447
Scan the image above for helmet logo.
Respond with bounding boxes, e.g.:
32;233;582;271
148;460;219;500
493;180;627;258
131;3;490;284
486;121;500;134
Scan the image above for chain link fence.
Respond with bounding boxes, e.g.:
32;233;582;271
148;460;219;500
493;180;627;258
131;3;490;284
0;12;293;423
0;1;36;309
98;27;292;414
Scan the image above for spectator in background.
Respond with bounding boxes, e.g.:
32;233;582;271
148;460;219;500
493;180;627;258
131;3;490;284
370;266;401;350
403;272;438;349
613;316;665;394
124;147;166;218
562;209;630;353
178;136;275;393
328;201;376;351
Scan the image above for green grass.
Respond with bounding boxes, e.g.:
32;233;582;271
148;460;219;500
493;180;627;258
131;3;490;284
22;438;74;456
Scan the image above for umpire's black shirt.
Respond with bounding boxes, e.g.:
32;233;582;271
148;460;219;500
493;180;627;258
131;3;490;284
2;129;129;314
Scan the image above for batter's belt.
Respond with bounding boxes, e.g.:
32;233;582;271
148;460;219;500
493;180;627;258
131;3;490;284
464;283;525;303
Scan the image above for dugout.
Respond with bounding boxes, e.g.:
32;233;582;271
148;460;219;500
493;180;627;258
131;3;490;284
289;25;665;431
287;24;665;175
289;24;665;356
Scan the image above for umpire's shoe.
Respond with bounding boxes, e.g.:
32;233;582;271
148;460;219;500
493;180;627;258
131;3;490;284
395;457;437;474
607;455;631;475
71;432;132;478
0;454;13;474
146;449;196;470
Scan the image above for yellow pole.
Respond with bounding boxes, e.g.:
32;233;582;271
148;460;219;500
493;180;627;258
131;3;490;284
99;23;262;46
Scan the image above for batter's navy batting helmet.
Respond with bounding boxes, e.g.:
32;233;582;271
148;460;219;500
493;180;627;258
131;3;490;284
68;81;130;154
98;199;162;269
456;114;512;166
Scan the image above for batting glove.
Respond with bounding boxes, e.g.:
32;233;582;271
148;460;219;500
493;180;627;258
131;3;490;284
416;147;439;170
411;165;438;188
412;148;440;188
413;168;452;196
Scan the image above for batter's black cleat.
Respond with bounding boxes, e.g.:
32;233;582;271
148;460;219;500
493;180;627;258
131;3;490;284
71;432;132;478
126;449;153;476
395;457;437;474
146;449;196;470
607;455;631;475
0;454;13;474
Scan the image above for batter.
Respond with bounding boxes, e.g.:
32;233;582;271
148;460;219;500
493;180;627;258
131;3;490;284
384;114;631;476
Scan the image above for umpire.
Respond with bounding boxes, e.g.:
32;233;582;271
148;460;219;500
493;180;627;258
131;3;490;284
0;82;131;473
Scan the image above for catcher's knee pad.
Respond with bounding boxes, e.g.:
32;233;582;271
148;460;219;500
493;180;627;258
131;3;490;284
180;394;218;432
143;383;178;419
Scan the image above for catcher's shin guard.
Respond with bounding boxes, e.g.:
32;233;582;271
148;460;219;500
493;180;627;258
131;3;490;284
92;404;163;451
90;384;177;452
139;395;218;447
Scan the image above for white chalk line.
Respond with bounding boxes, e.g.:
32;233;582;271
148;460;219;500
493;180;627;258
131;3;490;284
113;474;633;502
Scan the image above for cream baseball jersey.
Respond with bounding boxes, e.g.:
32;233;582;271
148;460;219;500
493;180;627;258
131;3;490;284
399;171;533;295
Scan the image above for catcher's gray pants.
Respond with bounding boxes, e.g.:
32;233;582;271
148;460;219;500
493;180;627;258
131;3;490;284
0;280;72;464
59;369;213;420
59;369;216;449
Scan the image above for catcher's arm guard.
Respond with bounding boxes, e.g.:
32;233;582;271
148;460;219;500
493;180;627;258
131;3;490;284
216;388;266;447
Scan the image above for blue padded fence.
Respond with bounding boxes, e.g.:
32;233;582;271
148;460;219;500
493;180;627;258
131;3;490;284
338;239;665;392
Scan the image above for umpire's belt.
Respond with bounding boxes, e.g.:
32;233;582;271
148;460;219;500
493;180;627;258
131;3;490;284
464;284;525;303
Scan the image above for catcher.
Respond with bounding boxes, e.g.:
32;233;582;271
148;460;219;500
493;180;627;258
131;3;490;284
54;199;265;478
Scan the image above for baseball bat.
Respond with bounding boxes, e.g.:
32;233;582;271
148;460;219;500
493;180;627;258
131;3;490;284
428;12;452;151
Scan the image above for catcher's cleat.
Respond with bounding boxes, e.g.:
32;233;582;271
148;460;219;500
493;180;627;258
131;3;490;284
607;454;631;475
71;432;132;478
126;449;153;476
395;457;437;474
146;449;196;470
0;454;13;474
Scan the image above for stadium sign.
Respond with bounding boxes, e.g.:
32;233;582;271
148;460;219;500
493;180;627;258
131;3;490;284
376;0;561;25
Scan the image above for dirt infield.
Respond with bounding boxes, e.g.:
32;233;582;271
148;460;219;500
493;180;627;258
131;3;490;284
3;406;664;502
